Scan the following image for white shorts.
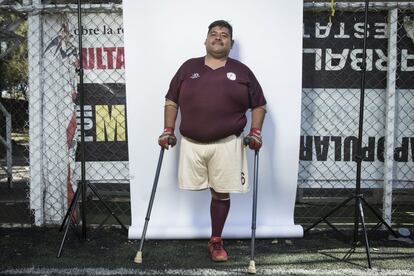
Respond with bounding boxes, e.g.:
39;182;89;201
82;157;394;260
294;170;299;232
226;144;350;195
178;135;249;193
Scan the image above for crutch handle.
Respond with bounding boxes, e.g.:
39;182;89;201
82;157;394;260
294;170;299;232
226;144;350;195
243;136;251;146
167;136;175;145
244;137;260;153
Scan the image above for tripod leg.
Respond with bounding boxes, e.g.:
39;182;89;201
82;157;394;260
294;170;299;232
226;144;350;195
134;148;165;264
360;197;398;238
248;151;259;274
343;246;356;261
59;185;81;232
88;182;128;232
305;196;354;233
57;185;82;258
357;197;372;269
353;195;361;245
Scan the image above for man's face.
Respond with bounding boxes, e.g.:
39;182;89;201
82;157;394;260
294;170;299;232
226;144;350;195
205;26;234;58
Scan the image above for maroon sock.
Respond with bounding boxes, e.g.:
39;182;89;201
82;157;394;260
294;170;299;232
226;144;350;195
210;197;230;237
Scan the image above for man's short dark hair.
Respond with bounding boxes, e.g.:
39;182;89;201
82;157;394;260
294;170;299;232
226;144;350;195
208;20;233;39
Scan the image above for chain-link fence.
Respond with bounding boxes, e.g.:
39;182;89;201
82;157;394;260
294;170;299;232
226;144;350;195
0;1;413;230
297;2;414;228
1;0;127;227
28;0;127;226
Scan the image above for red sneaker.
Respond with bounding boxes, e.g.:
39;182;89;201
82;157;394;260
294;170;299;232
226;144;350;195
208;237;228;262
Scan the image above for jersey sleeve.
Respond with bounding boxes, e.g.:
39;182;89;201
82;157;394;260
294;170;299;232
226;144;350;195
247;69;267;109
165;63;185;104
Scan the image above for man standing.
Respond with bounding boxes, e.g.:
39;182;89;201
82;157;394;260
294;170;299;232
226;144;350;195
158;20;266;262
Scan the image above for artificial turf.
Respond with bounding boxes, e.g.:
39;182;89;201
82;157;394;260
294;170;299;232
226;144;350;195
1;227;414;275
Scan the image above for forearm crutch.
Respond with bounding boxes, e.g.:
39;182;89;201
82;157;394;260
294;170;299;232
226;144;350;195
247;149;259;274
134;145;168;263
243;137;260;274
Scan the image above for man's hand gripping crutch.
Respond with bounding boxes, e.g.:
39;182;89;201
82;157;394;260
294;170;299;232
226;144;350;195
133;128;176;264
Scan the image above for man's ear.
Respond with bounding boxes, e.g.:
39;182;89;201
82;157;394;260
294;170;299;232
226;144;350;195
231;39;234;48
204;39;207;46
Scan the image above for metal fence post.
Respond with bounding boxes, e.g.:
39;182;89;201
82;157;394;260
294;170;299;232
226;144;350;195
27;0;45;226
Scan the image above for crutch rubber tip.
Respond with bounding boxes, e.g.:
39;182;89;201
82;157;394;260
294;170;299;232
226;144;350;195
247;260;256;274
134;251;142;264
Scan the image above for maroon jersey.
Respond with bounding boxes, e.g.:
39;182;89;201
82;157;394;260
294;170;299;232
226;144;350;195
165;57;266;142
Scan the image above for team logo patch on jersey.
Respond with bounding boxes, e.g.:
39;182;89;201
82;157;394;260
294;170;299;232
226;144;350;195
190;73;200;79
227;72;236;81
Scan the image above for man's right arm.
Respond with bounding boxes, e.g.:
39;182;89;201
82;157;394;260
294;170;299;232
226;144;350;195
164;99;178;129
158;99;178;149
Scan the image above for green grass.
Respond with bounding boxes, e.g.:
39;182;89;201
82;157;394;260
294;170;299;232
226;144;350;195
1;227;414;275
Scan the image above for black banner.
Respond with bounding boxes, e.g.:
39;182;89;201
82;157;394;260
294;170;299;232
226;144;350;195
303;11;414;89
75;83;128;161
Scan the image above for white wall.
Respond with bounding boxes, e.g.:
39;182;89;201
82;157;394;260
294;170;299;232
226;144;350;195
124;0;304;238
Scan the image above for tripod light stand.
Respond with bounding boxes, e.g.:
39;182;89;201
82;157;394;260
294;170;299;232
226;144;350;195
56;0;127;258
304;0;398;269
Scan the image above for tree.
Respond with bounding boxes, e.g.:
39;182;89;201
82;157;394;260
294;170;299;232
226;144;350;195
0;12;28;100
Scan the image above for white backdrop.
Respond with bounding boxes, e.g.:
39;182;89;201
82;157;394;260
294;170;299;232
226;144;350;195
124;0;304;239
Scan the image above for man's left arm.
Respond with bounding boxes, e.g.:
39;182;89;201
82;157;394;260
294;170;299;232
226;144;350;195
251;105;266;130
246;105;266;150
